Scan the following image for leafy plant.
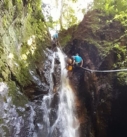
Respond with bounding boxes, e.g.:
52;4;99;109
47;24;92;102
116;72;127;86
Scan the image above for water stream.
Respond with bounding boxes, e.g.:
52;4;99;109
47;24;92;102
34;48;79;137
55;48;79;137
0;48;79;137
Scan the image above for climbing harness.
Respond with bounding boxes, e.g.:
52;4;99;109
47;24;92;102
67;65;73;71
80;67;127;73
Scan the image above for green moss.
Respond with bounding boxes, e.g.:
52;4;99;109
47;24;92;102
8;81;28;107
0;119;4;124
0;0;50;102
2;125;9;137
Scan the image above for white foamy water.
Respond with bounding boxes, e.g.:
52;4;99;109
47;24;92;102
56;48;79;137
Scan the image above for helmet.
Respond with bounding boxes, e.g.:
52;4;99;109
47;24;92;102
67;58;72;64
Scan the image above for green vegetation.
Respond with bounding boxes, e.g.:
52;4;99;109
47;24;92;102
1;0;127;97
90;0;127;85
112;44;127;86
0;0;50;103
42;0;81;30
8;81;28;106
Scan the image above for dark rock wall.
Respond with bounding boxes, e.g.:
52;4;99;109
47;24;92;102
65;41;100;137
65;41;118;137
107;84;127;137
64;10;127;137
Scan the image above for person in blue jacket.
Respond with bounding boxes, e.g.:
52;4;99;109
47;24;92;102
53;32;58;39
72;53;83;67
52;31;59;46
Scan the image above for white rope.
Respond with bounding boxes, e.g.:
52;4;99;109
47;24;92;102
80;67;127;73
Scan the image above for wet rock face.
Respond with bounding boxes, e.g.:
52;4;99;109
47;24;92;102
0;48;62;137
42;49;61;93
64;38;127;137
24;49;61;99
0;82;30;137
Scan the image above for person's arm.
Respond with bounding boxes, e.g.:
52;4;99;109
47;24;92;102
73;60;75;65
80;60;83;67
72;56;75;65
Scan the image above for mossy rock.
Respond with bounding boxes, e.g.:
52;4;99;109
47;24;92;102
8;81;28;107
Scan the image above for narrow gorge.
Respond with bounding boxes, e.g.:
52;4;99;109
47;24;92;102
0;0;127;137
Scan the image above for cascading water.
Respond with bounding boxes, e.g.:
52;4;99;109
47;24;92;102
54;48;79;137
34;48;80;137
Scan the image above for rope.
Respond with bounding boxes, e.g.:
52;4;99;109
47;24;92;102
80;67;127;73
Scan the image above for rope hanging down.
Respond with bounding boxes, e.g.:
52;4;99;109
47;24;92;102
80;67;127;73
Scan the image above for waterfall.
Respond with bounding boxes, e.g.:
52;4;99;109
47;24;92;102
35;48;79;137
54;48;80;137
0;48;80;137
